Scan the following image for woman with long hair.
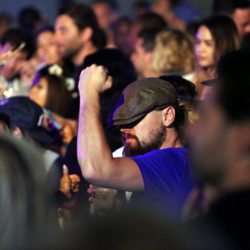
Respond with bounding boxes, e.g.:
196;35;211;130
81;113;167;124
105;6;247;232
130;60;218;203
192;15;239;96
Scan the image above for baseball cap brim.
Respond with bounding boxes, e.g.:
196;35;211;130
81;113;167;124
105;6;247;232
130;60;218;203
108;104;168;128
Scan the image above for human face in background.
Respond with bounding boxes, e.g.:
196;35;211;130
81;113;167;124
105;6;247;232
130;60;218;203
0;42;27;80
195;25;215;69
92;3;115;30
120;110;166;156
114;19;134;56
29;77;48;107
54;15;83;59
232;8;250;38
37;31;60;65
130;38;149;78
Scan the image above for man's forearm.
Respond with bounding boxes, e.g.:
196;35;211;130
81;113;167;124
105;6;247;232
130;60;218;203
77;92;114;185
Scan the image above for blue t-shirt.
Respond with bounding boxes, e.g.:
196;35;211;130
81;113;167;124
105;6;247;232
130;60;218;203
130;148;195;216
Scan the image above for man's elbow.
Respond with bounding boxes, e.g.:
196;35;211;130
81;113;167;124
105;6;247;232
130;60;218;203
78;160;104;184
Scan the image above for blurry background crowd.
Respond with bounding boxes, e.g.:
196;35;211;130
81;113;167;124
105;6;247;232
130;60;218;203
0;0;249;249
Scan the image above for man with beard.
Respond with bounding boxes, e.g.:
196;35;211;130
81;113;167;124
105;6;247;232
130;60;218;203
110;75;196;204
54;3;106;72
113;74;197;158
77;65;195;217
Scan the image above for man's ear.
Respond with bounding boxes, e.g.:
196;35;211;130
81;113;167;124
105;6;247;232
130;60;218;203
81;27;93;43
162;106;176;127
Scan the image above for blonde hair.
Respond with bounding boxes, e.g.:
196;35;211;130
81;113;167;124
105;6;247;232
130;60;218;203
152;29;195;75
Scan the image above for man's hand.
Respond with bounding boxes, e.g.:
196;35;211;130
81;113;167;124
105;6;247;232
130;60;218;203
59;165;80;199
78;64;112;95
0;42;25;65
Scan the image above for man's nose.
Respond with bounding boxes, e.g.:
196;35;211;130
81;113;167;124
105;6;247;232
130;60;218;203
120;127;134;138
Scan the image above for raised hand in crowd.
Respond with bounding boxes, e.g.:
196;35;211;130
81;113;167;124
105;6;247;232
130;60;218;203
59;164;80;199
78;64;112;96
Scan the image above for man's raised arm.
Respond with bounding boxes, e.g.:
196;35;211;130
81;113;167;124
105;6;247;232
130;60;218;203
77;65;144;191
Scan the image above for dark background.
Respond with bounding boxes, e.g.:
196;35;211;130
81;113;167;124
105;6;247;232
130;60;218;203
0;0;213;24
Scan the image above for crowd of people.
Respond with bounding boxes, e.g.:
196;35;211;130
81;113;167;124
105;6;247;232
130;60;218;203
0;0;249;249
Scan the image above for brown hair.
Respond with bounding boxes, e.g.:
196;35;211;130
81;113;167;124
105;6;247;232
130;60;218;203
194;15;240;95
200;15;240;66
32;65;78;119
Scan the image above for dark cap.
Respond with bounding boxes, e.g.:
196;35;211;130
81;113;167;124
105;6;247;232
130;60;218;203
0;96;58;144
108;78;178;128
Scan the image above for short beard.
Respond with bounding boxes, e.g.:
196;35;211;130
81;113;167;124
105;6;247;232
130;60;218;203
123;124;166;157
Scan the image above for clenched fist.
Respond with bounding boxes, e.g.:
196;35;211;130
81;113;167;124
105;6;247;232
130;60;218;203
78;64;113;95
